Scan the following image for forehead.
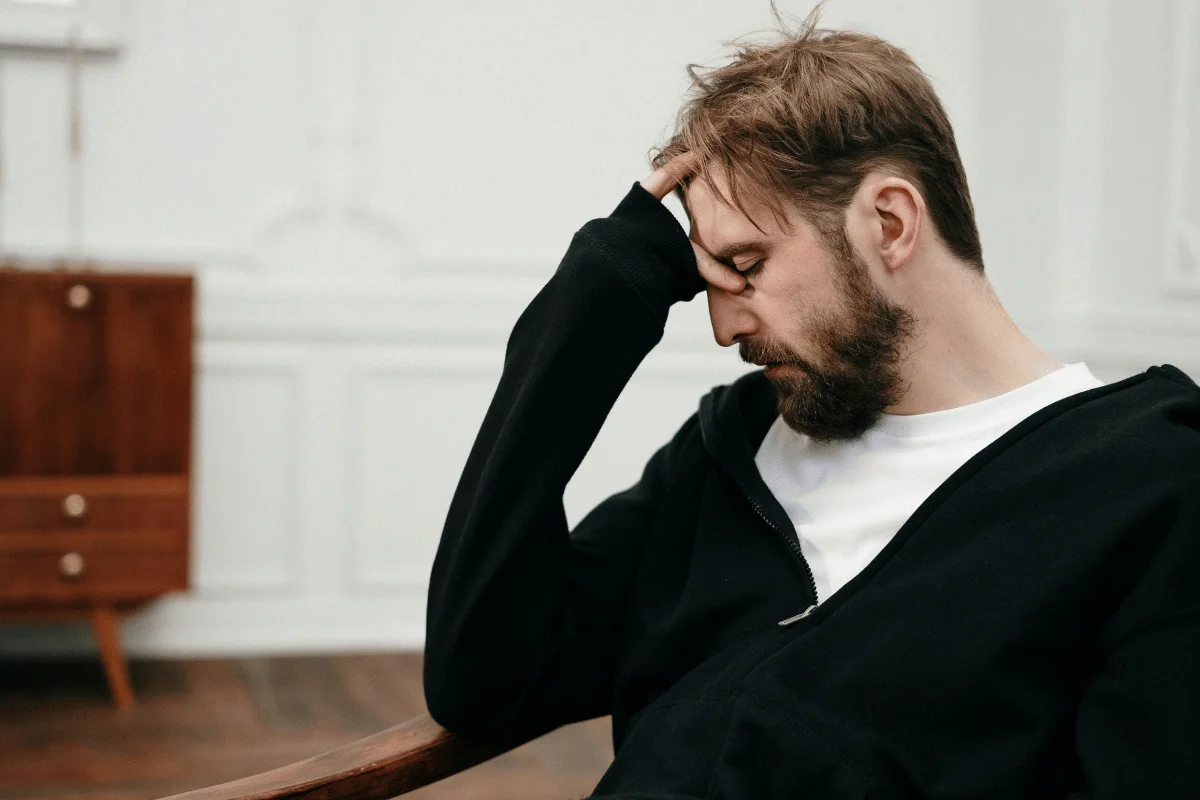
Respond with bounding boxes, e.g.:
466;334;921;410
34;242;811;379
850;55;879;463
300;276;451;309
683;169;799;254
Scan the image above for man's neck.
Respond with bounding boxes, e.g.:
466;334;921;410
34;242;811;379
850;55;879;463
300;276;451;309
885;263;1062;417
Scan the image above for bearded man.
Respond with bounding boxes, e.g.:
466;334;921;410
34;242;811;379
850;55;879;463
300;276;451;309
422;11;1200;799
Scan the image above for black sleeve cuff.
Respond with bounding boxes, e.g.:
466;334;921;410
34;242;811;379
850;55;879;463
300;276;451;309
576;182;707;311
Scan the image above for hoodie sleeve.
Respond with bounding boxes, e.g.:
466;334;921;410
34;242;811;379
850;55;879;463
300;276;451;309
1068;467;1200;798
422;182;705;739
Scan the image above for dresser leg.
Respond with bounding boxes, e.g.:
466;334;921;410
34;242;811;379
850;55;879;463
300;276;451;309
89;607;134;710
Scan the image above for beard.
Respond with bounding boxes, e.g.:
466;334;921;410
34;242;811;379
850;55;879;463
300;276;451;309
738;228;916;442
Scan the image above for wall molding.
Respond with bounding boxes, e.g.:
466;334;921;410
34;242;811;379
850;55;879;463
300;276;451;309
1065;306;1200;378
192;346;308;596
0;593;428;658
1164;0;1200;292
200;271;538;345
1052;0;1110;349
0;0;127;54
242;0;415;277
198;269;731;358
343;351;502;592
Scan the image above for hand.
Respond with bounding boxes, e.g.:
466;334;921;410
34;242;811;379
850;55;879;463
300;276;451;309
691;241;747;294
639;152;700;200
641;154;747;295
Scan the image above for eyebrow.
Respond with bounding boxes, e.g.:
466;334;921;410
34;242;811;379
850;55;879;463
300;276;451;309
705;238;773;263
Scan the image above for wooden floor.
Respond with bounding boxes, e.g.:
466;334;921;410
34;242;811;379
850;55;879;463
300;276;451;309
0;653;613;800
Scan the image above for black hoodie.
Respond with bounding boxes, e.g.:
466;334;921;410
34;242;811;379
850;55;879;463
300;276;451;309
423;182;1200;798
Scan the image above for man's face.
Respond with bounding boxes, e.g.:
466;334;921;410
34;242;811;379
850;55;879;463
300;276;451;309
684;172;915;442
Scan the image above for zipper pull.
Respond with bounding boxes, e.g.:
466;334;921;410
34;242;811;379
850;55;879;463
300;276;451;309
778;604;817;627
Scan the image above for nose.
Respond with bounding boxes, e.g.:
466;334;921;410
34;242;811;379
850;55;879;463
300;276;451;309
706;284;759;347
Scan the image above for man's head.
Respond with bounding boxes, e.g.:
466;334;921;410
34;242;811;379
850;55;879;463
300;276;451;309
656;5;983;441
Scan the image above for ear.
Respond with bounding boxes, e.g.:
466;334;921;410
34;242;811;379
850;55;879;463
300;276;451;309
870;177;924;273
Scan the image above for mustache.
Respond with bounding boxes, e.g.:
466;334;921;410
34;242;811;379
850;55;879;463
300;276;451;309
738;338;816;375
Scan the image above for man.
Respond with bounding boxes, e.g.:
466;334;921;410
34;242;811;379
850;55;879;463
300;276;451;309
423;12;1200;799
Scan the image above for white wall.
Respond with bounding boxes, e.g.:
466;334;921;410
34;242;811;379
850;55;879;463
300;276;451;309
1;0;1197;656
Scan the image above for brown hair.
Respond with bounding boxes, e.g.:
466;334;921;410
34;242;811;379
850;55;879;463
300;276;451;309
652;1;984;271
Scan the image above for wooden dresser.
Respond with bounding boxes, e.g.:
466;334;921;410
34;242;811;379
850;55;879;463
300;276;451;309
0;267;193;708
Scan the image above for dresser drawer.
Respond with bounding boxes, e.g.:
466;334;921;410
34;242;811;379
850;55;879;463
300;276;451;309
0;529;186;554
0;476;187;533
0;549;187;604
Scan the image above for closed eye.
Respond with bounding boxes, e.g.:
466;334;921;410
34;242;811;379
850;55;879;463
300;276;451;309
736;259;763;278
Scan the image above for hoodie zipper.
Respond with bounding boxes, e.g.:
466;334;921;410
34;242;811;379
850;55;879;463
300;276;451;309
744;494;820;626
778;605;817;626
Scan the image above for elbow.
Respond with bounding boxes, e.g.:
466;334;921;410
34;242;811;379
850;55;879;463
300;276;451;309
422;650;526;737
422;666;476;734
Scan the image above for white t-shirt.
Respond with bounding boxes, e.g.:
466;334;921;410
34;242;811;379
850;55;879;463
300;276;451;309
754;362;1105;604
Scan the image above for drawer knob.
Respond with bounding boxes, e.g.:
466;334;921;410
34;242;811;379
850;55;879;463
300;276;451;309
61;493;88;521
59;551;86;580
65;283;92;310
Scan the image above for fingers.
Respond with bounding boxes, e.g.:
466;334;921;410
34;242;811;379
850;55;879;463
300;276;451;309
640;152;701;200
640;154;744;294
691;241;747;295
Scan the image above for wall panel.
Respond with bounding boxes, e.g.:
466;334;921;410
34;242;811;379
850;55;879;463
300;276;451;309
193;351;303;594
1164;0;1200;291
3;0;1196;657
347;355;499;591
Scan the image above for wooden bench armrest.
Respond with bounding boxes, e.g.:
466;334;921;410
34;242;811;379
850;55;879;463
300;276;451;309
157;713;528;800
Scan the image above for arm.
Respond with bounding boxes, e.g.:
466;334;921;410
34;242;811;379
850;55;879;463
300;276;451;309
423;170;711;739
1068;488;1200;797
